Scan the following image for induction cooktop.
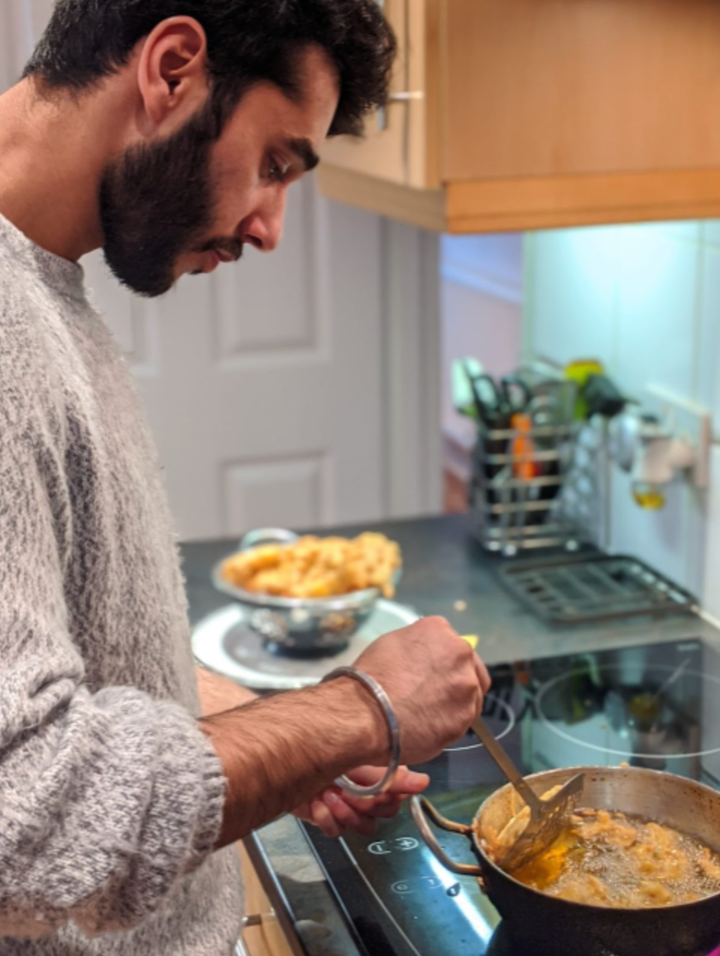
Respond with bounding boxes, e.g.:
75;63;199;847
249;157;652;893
300;636;720;956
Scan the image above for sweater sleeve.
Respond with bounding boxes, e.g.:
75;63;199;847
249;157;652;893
0;374;227;937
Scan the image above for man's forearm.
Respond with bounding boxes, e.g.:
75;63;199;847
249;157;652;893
200;676;388;848
195;665;257;715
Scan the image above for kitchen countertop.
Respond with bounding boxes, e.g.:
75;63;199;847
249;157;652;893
181;514;720;956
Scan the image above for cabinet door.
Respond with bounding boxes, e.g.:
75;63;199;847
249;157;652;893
442;0;720;182
320;0;436;188
239;845;296;956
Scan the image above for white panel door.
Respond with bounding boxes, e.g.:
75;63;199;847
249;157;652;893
2;0;442;540
101;181;389;540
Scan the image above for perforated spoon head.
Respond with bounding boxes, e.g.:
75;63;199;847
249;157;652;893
499;772;585;871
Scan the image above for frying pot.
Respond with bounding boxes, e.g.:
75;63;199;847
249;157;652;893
411;766;720;956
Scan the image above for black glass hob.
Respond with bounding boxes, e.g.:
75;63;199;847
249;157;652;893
301;637;720;956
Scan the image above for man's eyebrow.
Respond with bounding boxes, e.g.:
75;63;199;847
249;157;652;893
285;138;321;172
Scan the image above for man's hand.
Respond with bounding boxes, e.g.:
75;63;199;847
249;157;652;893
353;616;491;765
201;616;491;848
293;766;430;838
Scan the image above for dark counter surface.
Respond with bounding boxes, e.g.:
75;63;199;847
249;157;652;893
181;513;718;668
181;514;720;956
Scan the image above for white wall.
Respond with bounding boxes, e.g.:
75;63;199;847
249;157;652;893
524;221;720;609
440;234;524;478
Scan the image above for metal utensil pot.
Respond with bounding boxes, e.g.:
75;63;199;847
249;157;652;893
411;766;720;956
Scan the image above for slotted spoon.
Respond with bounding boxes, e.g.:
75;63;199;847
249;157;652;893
471;714;584;869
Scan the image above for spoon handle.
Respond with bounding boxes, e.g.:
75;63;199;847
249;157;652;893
470;715;543;814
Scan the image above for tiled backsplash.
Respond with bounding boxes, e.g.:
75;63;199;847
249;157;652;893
524;222;720;614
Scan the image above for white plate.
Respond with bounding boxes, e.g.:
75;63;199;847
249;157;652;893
192;599;420;691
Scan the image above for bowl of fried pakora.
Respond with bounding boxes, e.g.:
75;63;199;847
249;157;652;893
212;528;402;652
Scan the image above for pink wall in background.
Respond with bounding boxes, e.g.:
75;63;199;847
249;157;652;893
440;234;524;463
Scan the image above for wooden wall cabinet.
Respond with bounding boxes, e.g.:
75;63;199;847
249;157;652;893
318;0;720;233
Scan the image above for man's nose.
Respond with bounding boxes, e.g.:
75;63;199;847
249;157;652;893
242;189;287;253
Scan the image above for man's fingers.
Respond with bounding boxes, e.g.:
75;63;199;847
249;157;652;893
298;766;429;838
306;767;430;838
322;791;377;836
337;791;404;816
343;766;386;787
364;798;405;819
344;765;430;795
310;799;346;839
340;792;391;813
389;768;430;794
475;656;492;695
293;802;312;821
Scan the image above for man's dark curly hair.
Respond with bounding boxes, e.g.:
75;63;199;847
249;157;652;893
23;0;396;137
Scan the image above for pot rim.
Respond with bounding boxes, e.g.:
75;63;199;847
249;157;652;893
472;764;720;914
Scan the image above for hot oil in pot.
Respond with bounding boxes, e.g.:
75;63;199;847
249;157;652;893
503;809;720;908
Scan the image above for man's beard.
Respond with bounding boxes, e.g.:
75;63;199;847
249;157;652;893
98;104;241;298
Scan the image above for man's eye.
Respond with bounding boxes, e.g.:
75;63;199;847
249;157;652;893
268;158;287;183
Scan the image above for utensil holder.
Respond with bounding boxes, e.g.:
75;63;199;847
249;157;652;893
469;418;602;556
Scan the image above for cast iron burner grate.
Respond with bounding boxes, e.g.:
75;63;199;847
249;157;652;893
499;553;697;626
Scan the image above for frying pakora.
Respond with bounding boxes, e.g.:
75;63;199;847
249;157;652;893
479;801;720;909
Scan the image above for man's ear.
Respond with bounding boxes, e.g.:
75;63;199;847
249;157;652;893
136;16;209;133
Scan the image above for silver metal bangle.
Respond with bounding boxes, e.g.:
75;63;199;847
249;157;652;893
321;666;401;798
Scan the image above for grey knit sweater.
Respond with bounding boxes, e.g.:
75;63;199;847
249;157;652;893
0;212;243;954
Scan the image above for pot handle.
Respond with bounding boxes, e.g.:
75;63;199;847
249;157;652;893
410;797;484;877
